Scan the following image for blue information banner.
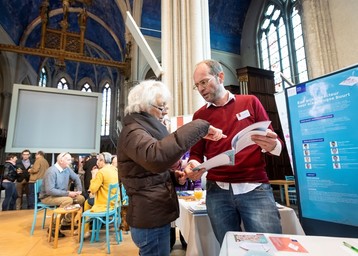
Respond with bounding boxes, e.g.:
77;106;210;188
286;64;358;231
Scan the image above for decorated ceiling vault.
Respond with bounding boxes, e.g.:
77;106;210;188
0;0;250;86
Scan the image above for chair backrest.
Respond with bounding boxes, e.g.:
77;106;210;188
285;175;295;181
121;184;129;206
106;183;119;213
34;179;43;203
285;175;297;197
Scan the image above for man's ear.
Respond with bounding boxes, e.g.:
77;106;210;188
218;71;225;83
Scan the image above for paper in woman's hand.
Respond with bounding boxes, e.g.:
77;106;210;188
192;149;235;171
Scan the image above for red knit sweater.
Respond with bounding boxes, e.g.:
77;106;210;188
190;94;281;183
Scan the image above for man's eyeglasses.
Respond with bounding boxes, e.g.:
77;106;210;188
150;104;167;112
193;76;215;90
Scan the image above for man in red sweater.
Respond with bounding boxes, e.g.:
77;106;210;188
185;59;283;245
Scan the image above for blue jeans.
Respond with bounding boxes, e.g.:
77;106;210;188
2;182;17;211
28;182;35;209
206;181;282;245
130;223;170;256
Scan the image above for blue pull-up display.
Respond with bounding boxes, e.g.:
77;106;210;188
286;64;358;237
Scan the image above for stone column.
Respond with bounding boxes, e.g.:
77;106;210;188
300;0;339;78
130;0;143;82
162;0;210;116
1;92;12;128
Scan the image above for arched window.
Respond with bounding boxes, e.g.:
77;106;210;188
38;67;47;87
101;82;111;136
258;0;308;92
81;83;92;92
57;77;69;90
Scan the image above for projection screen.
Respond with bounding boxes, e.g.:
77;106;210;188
6;84;102;154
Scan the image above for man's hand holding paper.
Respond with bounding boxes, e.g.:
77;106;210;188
251;128;278;153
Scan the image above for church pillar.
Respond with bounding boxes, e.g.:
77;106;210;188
130;0;142;82
162;0;210;116
300;0;339;78
1;92;12;128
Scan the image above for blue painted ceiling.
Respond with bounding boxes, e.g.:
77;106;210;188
0;0;251;82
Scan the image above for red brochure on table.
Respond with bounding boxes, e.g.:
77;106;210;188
269;236;308;253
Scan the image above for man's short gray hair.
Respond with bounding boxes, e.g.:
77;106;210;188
125;80;171;115
57;152;70;161
195;59;224;76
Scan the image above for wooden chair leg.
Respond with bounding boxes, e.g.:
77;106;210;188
53;213;62;248
77;210;82;242
48;213;54;242
70;212;75;235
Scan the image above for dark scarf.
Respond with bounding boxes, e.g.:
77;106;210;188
124;112;169;140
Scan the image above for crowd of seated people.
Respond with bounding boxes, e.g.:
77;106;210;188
1;151;121;240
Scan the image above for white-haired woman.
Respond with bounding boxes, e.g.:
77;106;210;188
117;80;226;255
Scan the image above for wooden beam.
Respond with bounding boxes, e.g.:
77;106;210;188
0;43;126;70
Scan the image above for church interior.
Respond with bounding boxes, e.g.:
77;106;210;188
1;0;357;178
0;0;358;254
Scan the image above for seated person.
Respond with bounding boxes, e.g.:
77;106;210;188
40;152;85;237
2;153;20;211
83;152;98;198
83;152;119;238
111;155;118;169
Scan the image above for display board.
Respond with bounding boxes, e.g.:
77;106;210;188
6;84;102;154
286;64;358;237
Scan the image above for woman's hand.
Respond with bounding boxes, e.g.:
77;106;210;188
184;160;206;181
203;125;227;141
175;170;187;185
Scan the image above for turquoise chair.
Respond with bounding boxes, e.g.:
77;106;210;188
121;184;128;206
78;183;122;254
119;184;129;233
285;175;297;204
30;179;57;235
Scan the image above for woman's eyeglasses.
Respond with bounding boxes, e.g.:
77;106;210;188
150;104;167;112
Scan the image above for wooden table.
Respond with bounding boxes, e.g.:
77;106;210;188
48;206;82;248
269;179;295;207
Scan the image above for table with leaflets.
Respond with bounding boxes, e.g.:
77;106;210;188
219;231;358;256
176;191;305;256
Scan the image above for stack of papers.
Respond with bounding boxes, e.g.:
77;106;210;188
63;204;81;211
234;234;271;252
186;202;207;214
177;191;193;197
